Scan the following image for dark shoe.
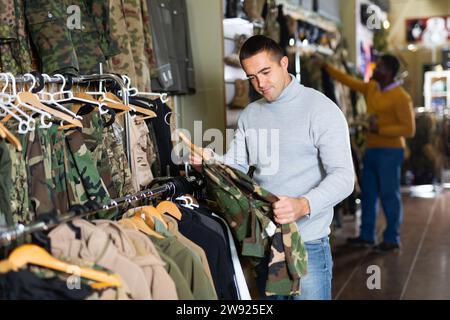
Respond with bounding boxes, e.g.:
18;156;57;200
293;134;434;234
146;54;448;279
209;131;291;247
346;237;375;247
373;242;400;252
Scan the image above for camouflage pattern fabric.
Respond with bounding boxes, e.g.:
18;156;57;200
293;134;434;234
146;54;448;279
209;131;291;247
25;124;59;217
0;139;13;228
80;110;135;199
0;0;34;74
3;121;33;225
104;122;136;198
85;0;120;59
122;0;154;92
69;0;107;74
24;0;118;75
203;159;308;296
49;124;71;215
24;0;78;75
64;128;111;210
6;141;33;225
108;0;154;91
108;0;137;83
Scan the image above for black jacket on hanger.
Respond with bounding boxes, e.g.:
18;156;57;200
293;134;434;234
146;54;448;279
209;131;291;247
178;206;238;300
145;99;180;177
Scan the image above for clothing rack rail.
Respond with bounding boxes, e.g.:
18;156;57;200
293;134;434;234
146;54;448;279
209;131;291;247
0;175;199;246
1;72;132;165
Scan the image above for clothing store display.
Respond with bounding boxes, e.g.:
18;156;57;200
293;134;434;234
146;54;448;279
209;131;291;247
178;206;238;300
0;0;394;302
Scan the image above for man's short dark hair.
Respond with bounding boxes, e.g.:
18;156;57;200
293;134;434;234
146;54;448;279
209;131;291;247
380;54;400;77
239;35;284;63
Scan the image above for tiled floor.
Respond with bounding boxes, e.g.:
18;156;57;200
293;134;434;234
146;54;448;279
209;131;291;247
331;189;450;300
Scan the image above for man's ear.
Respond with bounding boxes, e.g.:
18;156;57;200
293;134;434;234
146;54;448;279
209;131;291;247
280;56;289;69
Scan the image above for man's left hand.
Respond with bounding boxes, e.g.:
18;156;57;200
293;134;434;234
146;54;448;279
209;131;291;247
272;196;310;224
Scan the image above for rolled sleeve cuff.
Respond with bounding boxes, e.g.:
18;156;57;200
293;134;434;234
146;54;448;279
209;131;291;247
301;190;322;218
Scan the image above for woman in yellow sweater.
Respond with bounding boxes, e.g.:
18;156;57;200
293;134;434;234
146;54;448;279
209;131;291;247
321;54;415;251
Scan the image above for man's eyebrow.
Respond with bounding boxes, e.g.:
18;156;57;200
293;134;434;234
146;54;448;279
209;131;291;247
246;67;271;78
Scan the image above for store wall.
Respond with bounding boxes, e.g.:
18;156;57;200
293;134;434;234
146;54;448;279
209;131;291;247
339;0;357;64
176;0;226;147
387;0;450;107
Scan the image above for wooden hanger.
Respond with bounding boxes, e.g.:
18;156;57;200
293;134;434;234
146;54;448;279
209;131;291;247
119;217;164;239
136;206;169;229
156;200;183;221
0;122;22;151
2;92;82;128
17;92;82;127
178;131;212;161
108;93;156;118
72;92;104;114
0;125;5;139
100;93;132;112
0;244;122;288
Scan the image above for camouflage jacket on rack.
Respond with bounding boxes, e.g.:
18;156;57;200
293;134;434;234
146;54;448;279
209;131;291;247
24;0;119;75
203;159;308;296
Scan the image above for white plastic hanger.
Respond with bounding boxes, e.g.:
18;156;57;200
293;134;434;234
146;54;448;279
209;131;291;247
0;73;34;133
37;74;83;121
121;75;169;103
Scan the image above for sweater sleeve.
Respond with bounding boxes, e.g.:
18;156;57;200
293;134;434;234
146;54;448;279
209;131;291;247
324;63;369;95
378;92;416;138
301;99;355;217
214;114;250;173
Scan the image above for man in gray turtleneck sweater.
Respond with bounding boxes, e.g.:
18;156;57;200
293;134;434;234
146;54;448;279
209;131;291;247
191;35;354;300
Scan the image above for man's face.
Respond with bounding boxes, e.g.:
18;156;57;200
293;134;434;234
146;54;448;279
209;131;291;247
241;51;290;102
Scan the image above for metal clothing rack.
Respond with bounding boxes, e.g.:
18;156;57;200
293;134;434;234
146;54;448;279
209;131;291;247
0;175;199;246
9;73;132;165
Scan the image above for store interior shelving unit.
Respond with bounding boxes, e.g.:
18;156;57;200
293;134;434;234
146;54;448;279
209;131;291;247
424;70;450;116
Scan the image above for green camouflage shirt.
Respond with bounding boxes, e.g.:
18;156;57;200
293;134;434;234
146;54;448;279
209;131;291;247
24;0;118;74
203;159;308;296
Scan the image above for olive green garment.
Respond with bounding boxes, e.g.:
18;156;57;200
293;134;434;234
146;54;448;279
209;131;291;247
150;235;218;300
154;248;195;300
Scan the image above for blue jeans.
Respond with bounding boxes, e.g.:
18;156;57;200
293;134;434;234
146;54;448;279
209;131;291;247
255;236;333;300
360;148;404;244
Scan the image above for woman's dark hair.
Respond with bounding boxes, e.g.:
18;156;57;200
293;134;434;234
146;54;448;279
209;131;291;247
239;35;284;63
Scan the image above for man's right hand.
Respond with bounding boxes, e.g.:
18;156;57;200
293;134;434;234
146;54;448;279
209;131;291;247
188;147;214;172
